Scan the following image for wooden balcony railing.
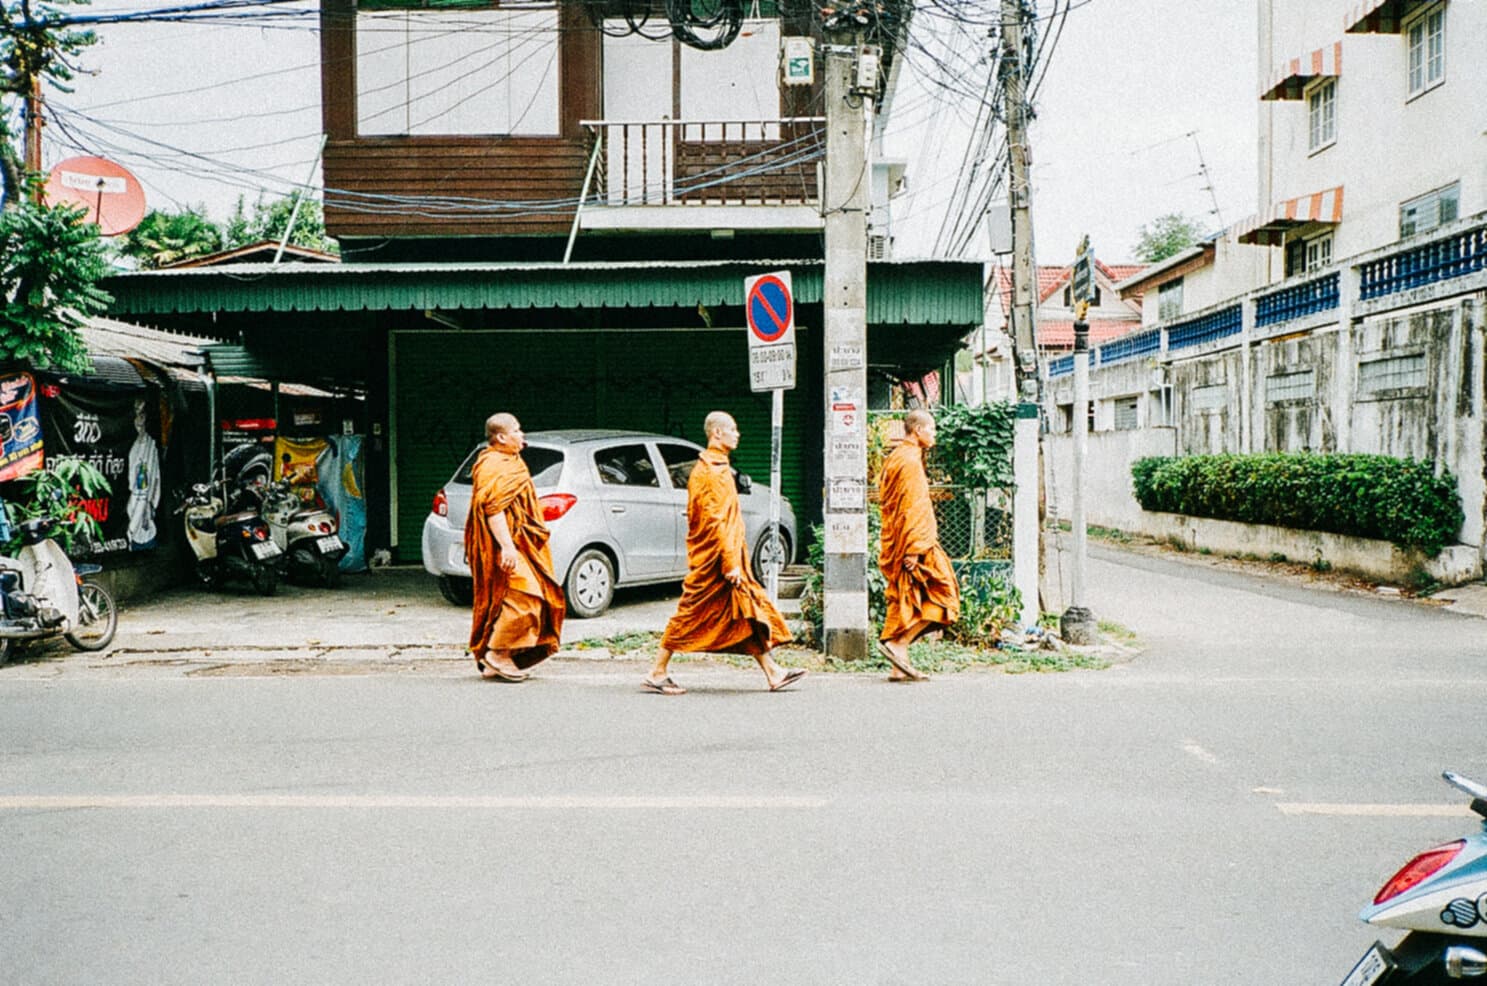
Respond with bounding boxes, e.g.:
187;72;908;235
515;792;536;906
579;118;825;208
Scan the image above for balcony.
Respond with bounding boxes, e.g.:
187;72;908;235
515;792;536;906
575;118;826;234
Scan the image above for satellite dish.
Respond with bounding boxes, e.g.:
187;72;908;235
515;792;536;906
42;156;147;237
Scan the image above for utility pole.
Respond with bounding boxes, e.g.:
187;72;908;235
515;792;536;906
999;0;1043;634
820;28;875;662
999;0;1037;399
24;74;42;194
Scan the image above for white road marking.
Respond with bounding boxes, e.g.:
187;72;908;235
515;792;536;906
1277;802;1474;818
1181;740;1219;764
0;794;829;810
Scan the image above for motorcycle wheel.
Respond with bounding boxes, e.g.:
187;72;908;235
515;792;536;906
319;555;341;589
195;559;219;592
252;565;278;597
65;583;118;651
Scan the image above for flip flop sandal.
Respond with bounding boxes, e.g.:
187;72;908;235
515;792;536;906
478;653;528;682
877;641;926;681
769;667;807;692
642;676;686;696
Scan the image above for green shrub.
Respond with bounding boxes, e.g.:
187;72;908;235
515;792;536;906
1131;452;1463;556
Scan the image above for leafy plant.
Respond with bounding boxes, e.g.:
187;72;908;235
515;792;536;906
931;402;1015;491
1132;212;1208;263
120;207;224;269
1131;452;1464;556
0;200;111;372
2;457;109;554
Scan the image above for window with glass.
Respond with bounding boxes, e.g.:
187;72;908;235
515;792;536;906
593;444;660;487
1407;4;1446;96
656;443;701;490
1305;234;1333;272
355;0;560;136
1157;279;1183;321
1399;182;1460;238
1307;79;1336;151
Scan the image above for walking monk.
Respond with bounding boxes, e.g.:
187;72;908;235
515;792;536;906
465;413;565;682
644;411;805;695
877;408;960;682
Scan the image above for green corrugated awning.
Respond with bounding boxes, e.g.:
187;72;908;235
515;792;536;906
103;259;984;327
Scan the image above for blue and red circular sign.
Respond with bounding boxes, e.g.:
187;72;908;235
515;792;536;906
746;274;794;343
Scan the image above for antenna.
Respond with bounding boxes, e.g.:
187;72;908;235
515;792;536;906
1187;131;1225;230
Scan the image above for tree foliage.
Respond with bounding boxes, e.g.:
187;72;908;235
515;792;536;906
225;193;336;254
1132;213;1208;263
0;199;111;371
120;207;224;269
2;455;109;554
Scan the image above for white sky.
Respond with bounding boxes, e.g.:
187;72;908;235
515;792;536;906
50;0;1259;265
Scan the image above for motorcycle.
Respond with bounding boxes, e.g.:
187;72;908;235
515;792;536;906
236;478;346;588
1342;771;1487;985
0;517;118;665
178;482;281;595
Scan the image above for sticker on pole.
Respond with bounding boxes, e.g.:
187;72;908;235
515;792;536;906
745;271;796;392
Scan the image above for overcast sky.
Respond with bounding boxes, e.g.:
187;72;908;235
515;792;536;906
49;0;1259;265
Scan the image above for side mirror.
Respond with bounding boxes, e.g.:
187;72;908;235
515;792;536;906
736;472;753;494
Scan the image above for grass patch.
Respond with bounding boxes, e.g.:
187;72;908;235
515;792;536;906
1087;525;1133;544
571;630;662;658
692;638;1110;676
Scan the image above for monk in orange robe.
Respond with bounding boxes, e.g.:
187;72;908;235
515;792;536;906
877;408;960;682
465;412;565;682
644;411;805;695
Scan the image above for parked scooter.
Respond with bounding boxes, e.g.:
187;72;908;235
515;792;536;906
1341;771;1487;985
0;517;117;665
177;482;281;595
237;478;346;587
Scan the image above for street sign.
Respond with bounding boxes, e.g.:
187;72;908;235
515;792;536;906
745;271;796;392
1070;235;1094;306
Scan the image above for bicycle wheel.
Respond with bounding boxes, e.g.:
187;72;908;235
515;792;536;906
64;582;117;651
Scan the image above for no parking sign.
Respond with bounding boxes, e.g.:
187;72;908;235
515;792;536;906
744;271;796;392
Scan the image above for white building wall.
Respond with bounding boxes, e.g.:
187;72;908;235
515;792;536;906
1259;0;1487;261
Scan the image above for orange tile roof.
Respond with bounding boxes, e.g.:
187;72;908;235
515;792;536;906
1037;319;1144;349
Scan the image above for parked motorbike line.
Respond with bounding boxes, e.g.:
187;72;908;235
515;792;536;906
1341;772;1487;985
240;479;347;588
177;482;281;595
0;517;118;665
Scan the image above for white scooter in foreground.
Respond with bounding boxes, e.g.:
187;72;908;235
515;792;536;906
0;517;117;664
1342;772;1487;985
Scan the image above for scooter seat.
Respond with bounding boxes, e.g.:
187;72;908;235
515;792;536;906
215;511;260;528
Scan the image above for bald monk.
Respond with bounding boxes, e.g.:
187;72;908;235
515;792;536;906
465;413;565;682
877;409;960;682
644;411;805;695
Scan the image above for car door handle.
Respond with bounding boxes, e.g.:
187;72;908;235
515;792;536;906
610;505;626;514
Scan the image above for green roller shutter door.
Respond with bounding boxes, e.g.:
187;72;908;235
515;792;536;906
392;328;820;560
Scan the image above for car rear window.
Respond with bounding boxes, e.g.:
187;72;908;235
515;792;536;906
452;444;564;487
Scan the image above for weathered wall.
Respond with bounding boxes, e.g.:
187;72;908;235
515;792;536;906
1043;428;1177;532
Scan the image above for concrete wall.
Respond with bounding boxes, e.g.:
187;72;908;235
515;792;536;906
1044;428;1176;533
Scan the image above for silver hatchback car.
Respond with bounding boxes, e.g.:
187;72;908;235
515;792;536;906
421;430;797;617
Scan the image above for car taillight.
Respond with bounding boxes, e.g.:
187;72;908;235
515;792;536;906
432;489;448;517
1375;840;1465;905
540;493;577;522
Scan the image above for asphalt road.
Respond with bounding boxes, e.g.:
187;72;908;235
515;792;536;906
3;548;1487;984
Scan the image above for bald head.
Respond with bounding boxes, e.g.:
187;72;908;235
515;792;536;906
904;408;937;448
486;413;523;450
703;410;740;452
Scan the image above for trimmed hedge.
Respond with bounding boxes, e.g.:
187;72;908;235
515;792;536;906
1130;453;1464;556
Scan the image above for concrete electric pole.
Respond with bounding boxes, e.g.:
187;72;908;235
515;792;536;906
820;32;876;662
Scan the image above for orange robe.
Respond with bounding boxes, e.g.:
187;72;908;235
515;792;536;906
878;441;960;642
661;445;792;656
465;445;565;669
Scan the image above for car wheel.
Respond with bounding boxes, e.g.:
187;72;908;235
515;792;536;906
751;527;792;580
438;575;473;606
566;548;615;619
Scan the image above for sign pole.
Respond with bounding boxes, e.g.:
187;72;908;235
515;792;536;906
1061;236;1097;645
768;387;784;601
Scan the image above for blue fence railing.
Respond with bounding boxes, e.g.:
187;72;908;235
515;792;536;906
1360;226;1487;300
1255;272;1340;327
1167;305;1243;351
1048;354;1073;378
1096;328;1161;366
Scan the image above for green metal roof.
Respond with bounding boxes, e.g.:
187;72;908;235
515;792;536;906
103;259;984;327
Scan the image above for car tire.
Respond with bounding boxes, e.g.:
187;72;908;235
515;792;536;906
751;528;792;580
438;575;473;606
565;548;615;619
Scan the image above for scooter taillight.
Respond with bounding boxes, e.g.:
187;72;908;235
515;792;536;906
1374;840;1465;905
